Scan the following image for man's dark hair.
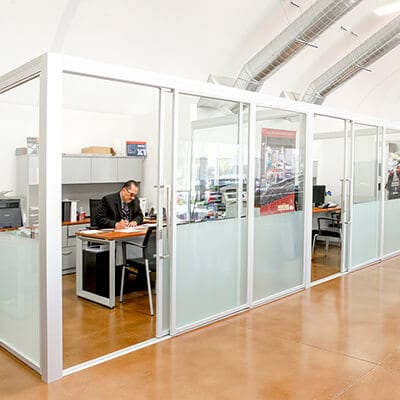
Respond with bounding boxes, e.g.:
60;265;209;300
122;180;139;190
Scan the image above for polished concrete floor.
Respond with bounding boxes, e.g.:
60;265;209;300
62;274;156;368
312;244;341;282
2;256;400;399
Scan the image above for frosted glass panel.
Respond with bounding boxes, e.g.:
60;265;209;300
176;219;247;328
0;232;39;366
351;202;380;267
162;227;170;333
254;212;304;300
351;125;380;269
384;199;400;255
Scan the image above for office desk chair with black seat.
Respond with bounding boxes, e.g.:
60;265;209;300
89;199;101;228
120;226;156;316
312;217;342;257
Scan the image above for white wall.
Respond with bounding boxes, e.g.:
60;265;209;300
0;103;39;195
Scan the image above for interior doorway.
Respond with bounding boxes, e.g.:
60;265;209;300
311;115;350;282
60;74;171;369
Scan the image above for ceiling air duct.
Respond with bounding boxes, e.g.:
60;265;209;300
199;0;362;110
302;14;400;104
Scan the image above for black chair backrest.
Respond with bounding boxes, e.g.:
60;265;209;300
89;199;101;227
143;226;157;268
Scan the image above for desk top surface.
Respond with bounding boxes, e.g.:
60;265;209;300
312;206;341;214
76;225;152;241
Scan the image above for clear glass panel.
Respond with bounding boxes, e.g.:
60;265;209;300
383;129;400;256
253;107;305;299
312;116;346;281
62;74;164;367
175;95;248;329
0;78;40;368
351;124;380;268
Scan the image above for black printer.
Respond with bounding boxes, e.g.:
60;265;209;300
0;199;22;228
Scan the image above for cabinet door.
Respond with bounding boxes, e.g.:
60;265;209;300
117;158;142;182
91;157;118;183
62;226;68;247
62;246;76;274
62;157;91;184
67;224;88;246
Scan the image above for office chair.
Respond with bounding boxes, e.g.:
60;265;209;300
120;226;156;316
312;217;342;257
89;199;101;228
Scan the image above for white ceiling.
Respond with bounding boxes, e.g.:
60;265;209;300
1;0;399;120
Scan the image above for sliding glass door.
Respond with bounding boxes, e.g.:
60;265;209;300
172;94;249;332
350;123;381;269
312;116;350;281
253;107;306;301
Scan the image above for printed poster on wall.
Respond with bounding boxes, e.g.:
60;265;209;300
258;128;296;216
385;141;400;200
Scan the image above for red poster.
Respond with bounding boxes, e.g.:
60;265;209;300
258;128;296;216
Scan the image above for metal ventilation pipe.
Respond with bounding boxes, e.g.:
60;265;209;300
302;14;400;104
199;0;362;110
233;0;362;92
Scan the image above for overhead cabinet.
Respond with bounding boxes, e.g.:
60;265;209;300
62;156;92;183
19;154;143;185
62;155;142;184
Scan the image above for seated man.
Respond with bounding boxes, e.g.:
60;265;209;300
95;180;144;229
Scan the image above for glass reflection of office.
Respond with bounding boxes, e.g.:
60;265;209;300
177;101;249;223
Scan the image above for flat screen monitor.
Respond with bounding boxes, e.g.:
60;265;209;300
0;199;22;228
312;185;326;206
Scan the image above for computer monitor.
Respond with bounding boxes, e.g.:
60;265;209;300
312;185;326;206
0;199;22;228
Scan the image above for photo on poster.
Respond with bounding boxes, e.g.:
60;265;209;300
256;128;297;215
385;141;400;200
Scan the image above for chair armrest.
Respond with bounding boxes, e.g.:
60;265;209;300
122;241;145;249
122;240;145;264
317;217;340;231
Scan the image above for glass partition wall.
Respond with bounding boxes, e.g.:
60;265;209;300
0;78;41;371
3;54;400;381
253;107;306;301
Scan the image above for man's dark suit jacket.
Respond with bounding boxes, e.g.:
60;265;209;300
95;192;144;229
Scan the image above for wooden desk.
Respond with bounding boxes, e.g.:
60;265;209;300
62;218;91;226
75;226;149;308
312;206;341;214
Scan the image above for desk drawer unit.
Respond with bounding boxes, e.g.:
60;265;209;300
62;223;89;274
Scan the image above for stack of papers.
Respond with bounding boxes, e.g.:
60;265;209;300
79;229;103;234
115;227;145;233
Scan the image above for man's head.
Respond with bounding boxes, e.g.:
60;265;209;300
121;180;139;203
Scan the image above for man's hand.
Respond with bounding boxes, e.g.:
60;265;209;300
115;220;129;229
128;220;138;227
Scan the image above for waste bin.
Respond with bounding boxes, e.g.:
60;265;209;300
83;246;111;297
